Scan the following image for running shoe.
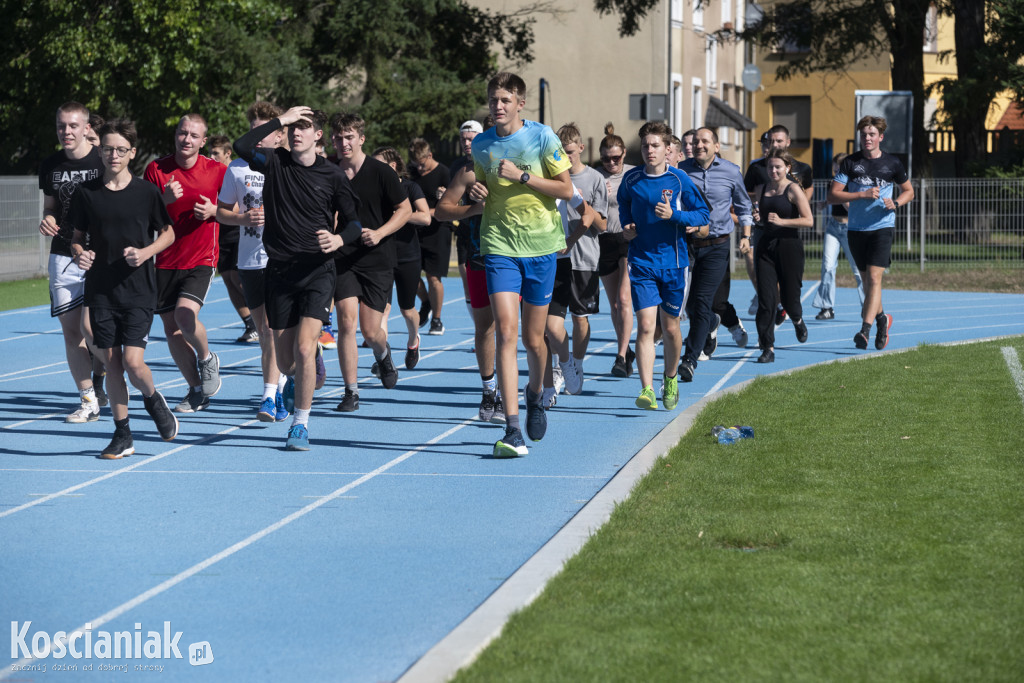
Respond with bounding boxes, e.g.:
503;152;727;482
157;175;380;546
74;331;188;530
198;351;222;397
525;389;547;441
93;372;108;407
748;295;758;317
236;326;259;343
319;326;337;350
144;391;179;441
493;427;528;457
428;318;445;335
815;308;835;320
703;313;721;359
479;390;498;421
174;387;209;413
378;345;398;389
677;357;696;382
335;389;359;412
370;361;380;378
66;395;100;423
775;307;787;326
285;424;310;451
757;348;775;363
875;313;893;350
315;343;326;390
405;339;420;370
661;375;679;411
729;323;749;348
611;355;629;378
258;397;277;422
274;391;290;421
635;386;657;410
552;364;565;395
853;330;869;350
100;429;134;460
542;386;557;409
491;393;506;424
283;376;295;413
418;301;431;328
794;318;808;343
560;358;582;395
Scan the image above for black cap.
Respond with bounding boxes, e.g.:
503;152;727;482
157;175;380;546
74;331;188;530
759;131;770;143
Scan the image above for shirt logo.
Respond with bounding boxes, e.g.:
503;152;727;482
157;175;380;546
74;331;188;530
661;189;674;203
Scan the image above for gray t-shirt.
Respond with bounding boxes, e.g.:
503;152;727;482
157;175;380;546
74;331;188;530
598;164;634;234
558;165;609;271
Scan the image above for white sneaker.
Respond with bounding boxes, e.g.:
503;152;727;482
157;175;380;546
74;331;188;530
748;295;758;317
729;323;749;348
553;364;565;395
561;358;583;395
66;395;100;423
542;386;557;409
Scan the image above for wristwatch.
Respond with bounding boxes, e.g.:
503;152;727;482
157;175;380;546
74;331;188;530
519;172;530;184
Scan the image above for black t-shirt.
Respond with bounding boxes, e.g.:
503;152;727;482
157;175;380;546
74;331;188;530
65;177;172;309
744;157;813;194
336;156;407;272
235;119;362;264
412;163;452;243
394;178;426;265
38;147;105;257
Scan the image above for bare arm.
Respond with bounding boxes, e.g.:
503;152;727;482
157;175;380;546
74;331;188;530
362;199;412;246
436;165;484;222
885;179;915;210
766;184;813;228
127;224;176;266
828;180;877;205
40;195;60;236
408;196;431;227
216;200;263;228
496;160;574;200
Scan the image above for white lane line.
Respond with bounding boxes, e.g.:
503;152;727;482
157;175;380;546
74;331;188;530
0;418;475;679
3;413;63;429
1001;346;1024;410
0;420;260;520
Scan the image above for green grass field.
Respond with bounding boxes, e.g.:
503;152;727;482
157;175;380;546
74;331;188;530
0;277;50;311
454;339;1024;682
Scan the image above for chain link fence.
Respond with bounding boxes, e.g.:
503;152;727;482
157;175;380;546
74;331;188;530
0;177;46;282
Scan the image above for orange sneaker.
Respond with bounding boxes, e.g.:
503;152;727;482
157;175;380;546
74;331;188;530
319;326;337;349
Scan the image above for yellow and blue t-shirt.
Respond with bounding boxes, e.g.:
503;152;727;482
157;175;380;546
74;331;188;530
472;120;572;258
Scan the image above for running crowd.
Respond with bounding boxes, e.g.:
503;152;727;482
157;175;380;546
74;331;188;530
39;72;912;458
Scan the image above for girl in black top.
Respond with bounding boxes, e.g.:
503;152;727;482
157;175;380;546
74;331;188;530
751;149;813;363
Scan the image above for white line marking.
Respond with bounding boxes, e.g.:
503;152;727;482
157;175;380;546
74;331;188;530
3;412;63;429
0;420;260;520
0;419;475;679
1001;346;1024;410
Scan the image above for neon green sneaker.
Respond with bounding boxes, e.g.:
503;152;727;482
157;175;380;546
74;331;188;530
635;386;657;410
662;374;679;410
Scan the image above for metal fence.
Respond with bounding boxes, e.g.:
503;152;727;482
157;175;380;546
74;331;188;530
1;176;1022;282
0;177;46;282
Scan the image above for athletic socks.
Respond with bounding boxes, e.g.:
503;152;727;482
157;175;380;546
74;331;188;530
114;417;130;433
277;374;288;393
263;383;277;401
292;409;310;427
80;387;97;402
506;414;521;431
482;373;497;393
242;314;255;330
345;383;359;396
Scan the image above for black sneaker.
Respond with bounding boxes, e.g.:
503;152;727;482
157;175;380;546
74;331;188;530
815;308;834;320
236;326;259;343
853;330;869;350
93;372;108;407
479;390;498;421
493;426;528;457
144;391;179;441
775;307;787;326
197;352;222;397
611;355;629;377
174;387;209;413
677;357;696;382
418;301;431;328
370;361;380;378
525;389;547;441
100;429;135;460
625;347;635;376
794;318;808;343
377;345;398;389
875;313;892;350
405;344;420;370
428;318;445;336
702;313;721;358
491;393;506;424
335;389;359;412
756;348;775;363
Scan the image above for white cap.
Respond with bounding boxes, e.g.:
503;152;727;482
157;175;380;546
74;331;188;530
460;120;484;134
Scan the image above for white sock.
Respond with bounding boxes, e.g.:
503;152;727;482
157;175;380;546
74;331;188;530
292;409;310;426
277;374;288;392
80;388;96;402
263;383;277;401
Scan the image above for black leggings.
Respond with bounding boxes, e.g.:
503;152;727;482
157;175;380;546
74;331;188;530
755;229;804;349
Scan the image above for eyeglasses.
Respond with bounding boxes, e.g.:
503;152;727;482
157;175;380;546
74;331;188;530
601;154;623;164
100;145;132;157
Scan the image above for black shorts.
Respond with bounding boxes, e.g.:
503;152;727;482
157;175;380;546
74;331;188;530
548;258;600;319
848;228;893;272
155;266;215;314
598;232;630;277
393;260;421;311
455;229;472;266
419;229;453;279
216;231;239;270
265;259;335;330
238;268;267;310
90;306;154;349
334;265;394;313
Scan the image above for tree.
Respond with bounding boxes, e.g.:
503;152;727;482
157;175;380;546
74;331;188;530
929;0;1024;175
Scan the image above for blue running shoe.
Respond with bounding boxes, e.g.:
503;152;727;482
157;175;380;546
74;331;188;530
274;391;290;421
285;424;310;451
283;376;295;414
258;397;276;422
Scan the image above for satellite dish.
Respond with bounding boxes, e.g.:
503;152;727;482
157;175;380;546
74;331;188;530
742;64;761;92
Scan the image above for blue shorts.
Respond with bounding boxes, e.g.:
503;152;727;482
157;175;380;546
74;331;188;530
484;253;557;307
629;263;688;317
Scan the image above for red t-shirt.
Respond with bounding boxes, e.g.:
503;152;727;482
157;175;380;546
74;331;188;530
144;154;227;270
